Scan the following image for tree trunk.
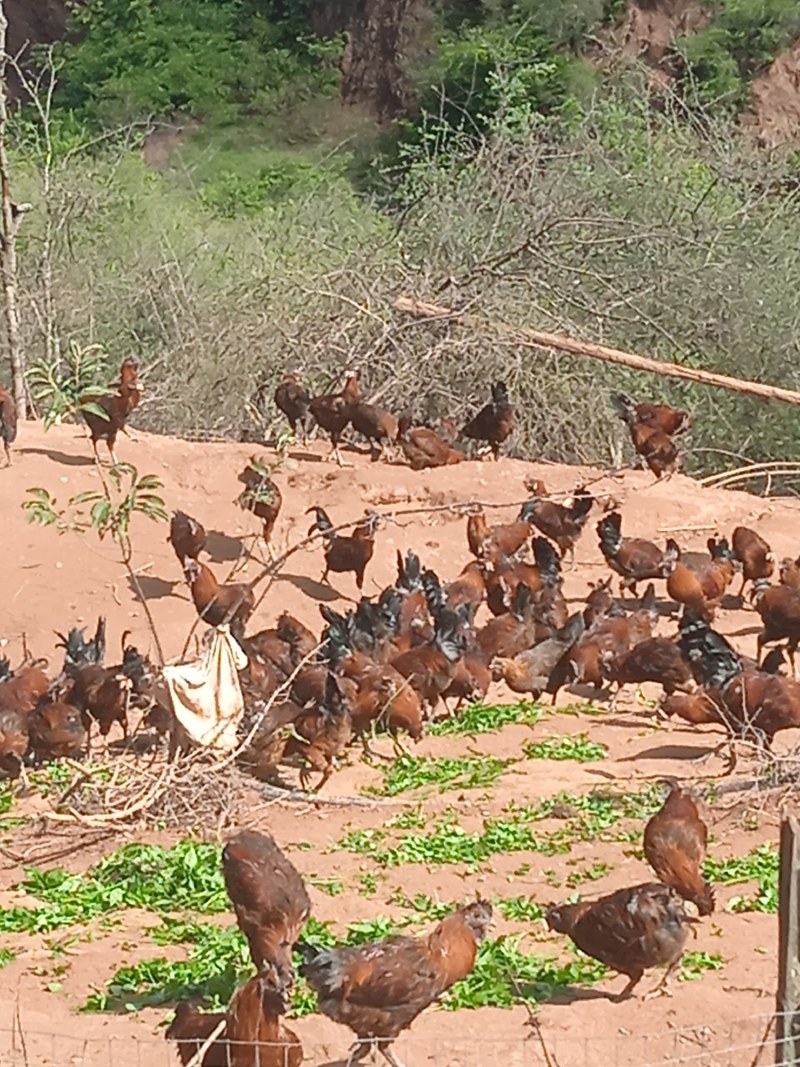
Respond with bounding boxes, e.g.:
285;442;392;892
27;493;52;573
0;1;26;417
339;0;418;123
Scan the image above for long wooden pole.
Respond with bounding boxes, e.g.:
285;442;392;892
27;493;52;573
394;295;800;408
777;816;800;1064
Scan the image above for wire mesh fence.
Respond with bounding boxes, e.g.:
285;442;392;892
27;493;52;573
0;1011;788;1067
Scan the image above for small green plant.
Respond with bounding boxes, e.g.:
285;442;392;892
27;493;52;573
523;734;607;763
705;843;778;913
27;341;110;430
565;862;611;888
0;948;16;968
680;951;724;981
494;896;545;923
368;754;510;796
428;701;544;736
309;876;345;897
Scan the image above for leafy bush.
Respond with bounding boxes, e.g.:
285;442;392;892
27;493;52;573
678;0;800;112
52;0;337;127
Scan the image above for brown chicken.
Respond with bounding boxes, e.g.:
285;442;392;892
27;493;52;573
494;612;585;701
753;580;800;673
390;608;468;710
477;584;537;659
597;512;666;596
308;371;360;465
82;358;141;465
0;708;29;781
222;829;311;995
466;506;530;562
664;537;736;621
602;637;694;701
612;395;682;478
570;585;657;693
0;657;51;714
461;380;515;459
274;371;310;442
484;536;561;617
350;402;399;461
519;484;594;565
165;1002;228;1067
168;510;206;562
731;526;774;598
183;559;255;643
547;883;691;1000
237;457;282;554
28;699;86;761
299;900;492;1067
225;974;303;1067
307;507;378;591
644;778;714;916
780;556;800;594
397;415;463;470
0;383;16;466
442;561;486;615
612;394;690;437
283;670;353;790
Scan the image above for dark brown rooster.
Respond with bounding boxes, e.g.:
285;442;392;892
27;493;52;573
597;512;667;596
237;457;282;556
308;371;360;465
644;778;714;916
183;559;255;642
612;394;690;437
222;829;311;996
299;900;492;1067
466;506;530;562
274;372;310;442
168;510;206;562
0;383;16;466
602;637;694;703
520;483;594;565
461;381;515;459
82;358;141;465
307;507;378;591
547;883;691;1000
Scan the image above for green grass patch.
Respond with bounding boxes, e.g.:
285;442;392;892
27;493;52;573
0;948;16;968
336;787;662;869
444;938;606;1009
680;951;724;981
429;701;545;736
705;842;778;913
523;734;607;763
565;862;612;888
0;841;226;934
368;754;510;796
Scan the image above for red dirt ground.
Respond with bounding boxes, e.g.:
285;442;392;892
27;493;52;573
0;421;794;1067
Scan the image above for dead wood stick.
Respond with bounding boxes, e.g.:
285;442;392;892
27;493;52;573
394;296;800;407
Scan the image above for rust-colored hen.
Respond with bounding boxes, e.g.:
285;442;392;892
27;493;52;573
222;829;311;997
82;358;141;465
644;778;714;916
225;975;303;1067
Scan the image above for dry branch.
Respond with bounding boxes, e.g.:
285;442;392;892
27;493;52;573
394;296;800;407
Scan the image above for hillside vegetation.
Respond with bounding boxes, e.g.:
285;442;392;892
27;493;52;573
6;0;800;473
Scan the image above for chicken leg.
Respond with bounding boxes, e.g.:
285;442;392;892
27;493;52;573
612;969;643;1001
643;955;682;1000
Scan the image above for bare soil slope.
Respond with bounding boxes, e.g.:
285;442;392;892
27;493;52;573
0;421;794;1067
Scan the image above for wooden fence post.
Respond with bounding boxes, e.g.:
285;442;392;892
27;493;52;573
777;817;800;1065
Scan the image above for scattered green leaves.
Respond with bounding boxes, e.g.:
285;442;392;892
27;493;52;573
368;754;510;796
429;701;545;736
523;734;607;763
705;843;778;913
0;948;16;968
680;951;724;981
